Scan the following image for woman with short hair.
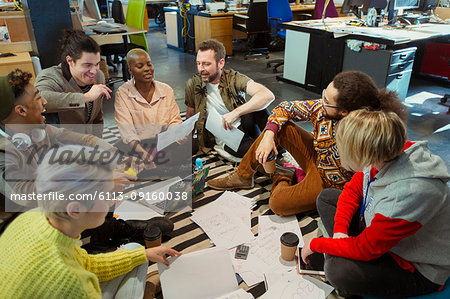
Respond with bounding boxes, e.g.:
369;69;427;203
0;145;180;298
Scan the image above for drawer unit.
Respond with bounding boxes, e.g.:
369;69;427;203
342;46;417;99
194;16;233;55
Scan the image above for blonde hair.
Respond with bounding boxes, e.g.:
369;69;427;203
126;48;150;67
35;145;116;220
336;109;407;170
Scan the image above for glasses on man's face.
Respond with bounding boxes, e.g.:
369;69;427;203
322;89;340;109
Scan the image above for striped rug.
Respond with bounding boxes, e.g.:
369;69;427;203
103;125;325;298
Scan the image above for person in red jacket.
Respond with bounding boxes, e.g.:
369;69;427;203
301;109;450;298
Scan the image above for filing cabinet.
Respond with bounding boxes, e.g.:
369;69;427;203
342;46;417;99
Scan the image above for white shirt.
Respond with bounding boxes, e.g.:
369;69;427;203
206;83;241;146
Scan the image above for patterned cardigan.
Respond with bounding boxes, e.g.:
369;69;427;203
265;100;353;189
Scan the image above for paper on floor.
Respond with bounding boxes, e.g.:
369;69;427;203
158;247;238;299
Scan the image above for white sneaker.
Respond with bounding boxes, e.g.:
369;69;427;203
213;144;242;163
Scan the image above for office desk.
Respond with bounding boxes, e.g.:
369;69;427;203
279;18;450;97
0;11;32;53
86;24;146;46
0;52;35;83
193;5;342;56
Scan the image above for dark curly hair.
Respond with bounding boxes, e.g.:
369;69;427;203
60;29;100;63
333;71;408;122
8;69;33;99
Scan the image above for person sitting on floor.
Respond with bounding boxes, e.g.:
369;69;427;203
185;39;275;160
301;109;449;298
35;29;111;137
0;69;173;253
208;71;407;216
0;144;181;298
114;49;190;177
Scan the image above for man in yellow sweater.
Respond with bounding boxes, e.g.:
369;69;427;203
0;144;181;298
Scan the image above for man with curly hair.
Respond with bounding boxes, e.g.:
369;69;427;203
208;71;408;216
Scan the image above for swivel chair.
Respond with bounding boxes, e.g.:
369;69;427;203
100;0;149;81
266;0;295;73
233;0;270;60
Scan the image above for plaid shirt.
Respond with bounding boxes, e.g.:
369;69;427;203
266;99;353;189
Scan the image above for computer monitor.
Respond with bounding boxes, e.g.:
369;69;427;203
419;0;439;11
341;0;372;17
388;0;420;22
393;0;420;10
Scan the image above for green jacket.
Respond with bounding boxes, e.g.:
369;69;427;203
185;69;251;153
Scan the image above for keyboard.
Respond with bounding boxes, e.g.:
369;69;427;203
101;22;121;28
400;14;430;24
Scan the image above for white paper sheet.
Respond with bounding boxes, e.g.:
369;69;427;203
229;235;297;287
113;200;161;220
157;112;199;151
258;215;304;247
406;91;441;105
191;202;255;249
205;107;244;152
158;247;238;299
264;268;334;298
260;275;325;299
214;288;254;299
227;215;302;286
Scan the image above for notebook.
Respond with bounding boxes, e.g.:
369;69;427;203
91;25;126;34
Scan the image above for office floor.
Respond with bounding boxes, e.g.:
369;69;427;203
103;25;450;170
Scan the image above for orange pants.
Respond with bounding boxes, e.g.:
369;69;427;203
236;122;324;216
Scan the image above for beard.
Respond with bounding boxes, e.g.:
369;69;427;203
323;109;344;121
200;69;220;83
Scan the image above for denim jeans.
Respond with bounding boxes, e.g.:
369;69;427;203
100;242;148;299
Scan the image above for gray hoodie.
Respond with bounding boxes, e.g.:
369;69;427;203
363;141;450;285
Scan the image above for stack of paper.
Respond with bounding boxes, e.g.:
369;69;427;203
191;191;255;249
261;271;329;299
264;269;334;299
229;215;304;286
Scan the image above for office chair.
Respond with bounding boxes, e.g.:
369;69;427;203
266;0;295;73
100;0;148;81
233;0;270;60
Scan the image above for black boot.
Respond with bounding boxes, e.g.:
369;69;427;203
82;217;174;254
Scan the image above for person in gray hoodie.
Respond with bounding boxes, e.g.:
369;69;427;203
301;109;449;298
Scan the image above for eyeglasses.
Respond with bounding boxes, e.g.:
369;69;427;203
322;89;340;109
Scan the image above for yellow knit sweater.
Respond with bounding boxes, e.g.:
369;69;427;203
0;211;147;298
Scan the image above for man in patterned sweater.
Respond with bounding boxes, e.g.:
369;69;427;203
208;71;407;216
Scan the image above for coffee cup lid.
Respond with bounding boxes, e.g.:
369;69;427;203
143;226;161;241
280;232;299;247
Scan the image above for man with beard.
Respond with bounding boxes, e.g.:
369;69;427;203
208;71;408;216
185;39;275;158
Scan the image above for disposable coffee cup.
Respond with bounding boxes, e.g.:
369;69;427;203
144;226;162;248
280;232;299;261
262;151;276;174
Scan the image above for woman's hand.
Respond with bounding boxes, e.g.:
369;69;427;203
255;130;278;164
145;246;181;266
301;240;314;264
